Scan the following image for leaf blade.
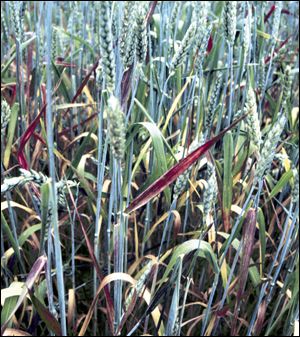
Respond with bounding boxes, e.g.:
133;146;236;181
125;115;247;213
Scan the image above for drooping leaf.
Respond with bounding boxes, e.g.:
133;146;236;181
29;291;62;336
1;255;47;335
126;115;247;213
3;103;19;169
222;131;233;232
268;169;293;199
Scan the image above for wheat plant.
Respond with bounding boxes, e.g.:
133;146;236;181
1;2;299;336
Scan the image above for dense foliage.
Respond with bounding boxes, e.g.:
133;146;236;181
1;1;299;336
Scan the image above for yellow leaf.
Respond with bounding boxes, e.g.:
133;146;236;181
161;73;193;133
1;282;28;306
1;201;37;216
257;29;271;39
281;147;291;171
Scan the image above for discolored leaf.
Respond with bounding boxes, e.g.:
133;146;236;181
126;115;247;213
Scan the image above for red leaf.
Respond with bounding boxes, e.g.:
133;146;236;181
217;306;230;318
281;8;293;16
66;185;115;334
18;58;98;169
121;65;134;108
207;35;213;53
58;113;98;137
264;4;276;23
253;300;267;335
145;1;158;24
33;132;47;145
231;208;258;335
237;208;257;299
1;255;47;335
62;59;99;118
125;114;247;214
264;35;291;64
29;290;62;336
17;103;47;170
265;5;294;23
54;60;76;68
3;84;17;106
17;83;48;170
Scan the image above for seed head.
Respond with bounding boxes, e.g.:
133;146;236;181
195;24;212;74
282;65;292;109
125;260;153;310
258;57;265;92
99;1;116;90
203;162;218;219
169;2;181;34
256;115;286;181
106;96;126;161
170;22;196;70
9;1;25;42
1;99;11;137
271;1;283;42
1;9;9;41
192;2;209;27
51;29;57;61
243;6;252;59
123;27;136;69
135;6;148;64
205;71;223;134
173;138;203;197
1;169;47;194
223;2;237;46
291;169;299;204
244;88;261;150
120;1;136;63
1;168;78;197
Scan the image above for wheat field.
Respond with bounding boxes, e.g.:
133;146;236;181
1;1;299;336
